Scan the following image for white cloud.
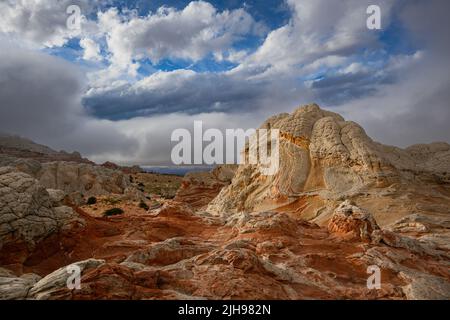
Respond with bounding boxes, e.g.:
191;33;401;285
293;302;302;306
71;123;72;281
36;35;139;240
97;1;264;72
233;0;395;80
0;0;98;48
80;38;102;61
336;0;450;147
214;49;249;63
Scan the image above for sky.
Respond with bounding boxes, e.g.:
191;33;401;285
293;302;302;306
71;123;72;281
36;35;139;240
0;0;449;165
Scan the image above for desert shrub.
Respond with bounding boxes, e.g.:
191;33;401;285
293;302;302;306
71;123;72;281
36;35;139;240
86;196;97;205
104;197;121;205
149;201;162;210
137;182;145;192
139;201;149;211
103;208;124;217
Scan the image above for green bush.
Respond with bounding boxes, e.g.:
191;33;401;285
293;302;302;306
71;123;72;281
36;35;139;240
139;201;149;211
103;208;124;217
86;196;97;205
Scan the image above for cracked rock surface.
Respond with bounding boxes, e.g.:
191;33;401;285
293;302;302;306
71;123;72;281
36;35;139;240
0;166;84;256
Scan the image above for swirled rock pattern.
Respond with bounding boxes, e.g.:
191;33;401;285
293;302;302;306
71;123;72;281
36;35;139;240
207;104;450;228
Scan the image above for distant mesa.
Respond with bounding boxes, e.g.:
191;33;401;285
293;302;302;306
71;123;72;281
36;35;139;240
0;133;93;164
101;161;144;174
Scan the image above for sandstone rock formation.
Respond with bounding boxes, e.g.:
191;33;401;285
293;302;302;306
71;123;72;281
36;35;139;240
0;135;136;199
0;267;41;300
0;156;134;199
36;162;131;197
0;104;449;300
0;201;445;300
0;259;105;300
28;258;105;300
174;165;237;209
207;104;450;226
0;167;84;251
328;200;380;241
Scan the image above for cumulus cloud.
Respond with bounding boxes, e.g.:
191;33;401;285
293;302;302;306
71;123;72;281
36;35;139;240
97;1;265;72
84;0;400;120
233;0;395;79
80;38;102;61
0;0;99;47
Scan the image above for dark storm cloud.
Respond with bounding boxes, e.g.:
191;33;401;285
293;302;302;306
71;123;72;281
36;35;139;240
0;46;138;157
83;72;272;120
310;68;397;105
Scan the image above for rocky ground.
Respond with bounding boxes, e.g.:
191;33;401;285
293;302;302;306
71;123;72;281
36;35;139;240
0;104;449;300
133;172;183;199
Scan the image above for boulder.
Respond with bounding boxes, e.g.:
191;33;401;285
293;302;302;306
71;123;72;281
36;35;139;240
0;269;41;299
0;167;84;250
35;162;131;197
328;201;379;241
47;189;66;206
